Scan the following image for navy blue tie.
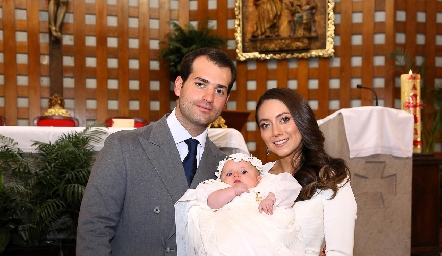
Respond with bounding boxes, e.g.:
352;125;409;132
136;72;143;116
183;138;199;186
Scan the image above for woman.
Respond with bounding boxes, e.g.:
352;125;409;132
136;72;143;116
255;88;357;256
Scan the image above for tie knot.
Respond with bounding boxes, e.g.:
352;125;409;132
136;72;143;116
185;138;199;155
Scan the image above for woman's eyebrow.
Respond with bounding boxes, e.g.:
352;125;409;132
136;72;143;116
275;112;291;118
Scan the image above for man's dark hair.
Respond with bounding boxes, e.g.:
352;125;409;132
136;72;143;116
179;48;237;93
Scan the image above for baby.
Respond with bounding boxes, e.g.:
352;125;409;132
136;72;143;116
175;153;305;256
205;153;294;214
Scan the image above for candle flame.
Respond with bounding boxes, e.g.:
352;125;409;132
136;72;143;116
409;70;412;75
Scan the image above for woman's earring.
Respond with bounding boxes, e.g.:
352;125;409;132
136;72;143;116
266;147;270;155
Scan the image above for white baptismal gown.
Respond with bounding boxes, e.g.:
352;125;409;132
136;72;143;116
175;172;305;256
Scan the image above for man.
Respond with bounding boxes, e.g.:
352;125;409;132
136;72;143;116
76;47;237;255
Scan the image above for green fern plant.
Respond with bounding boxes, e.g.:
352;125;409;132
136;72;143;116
0;127;106;251
159;22;226;80
424;85;442;153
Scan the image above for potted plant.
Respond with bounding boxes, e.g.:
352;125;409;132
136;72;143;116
0;127;106;255
423;86;442;153
0;174;22;253
159;22;226;81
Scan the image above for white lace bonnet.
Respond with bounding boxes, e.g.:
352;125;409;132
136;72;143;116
215;153;263;179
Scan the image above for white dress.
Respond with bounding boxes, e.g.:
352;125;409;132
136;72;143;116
264;162;357;256
175;172;305;256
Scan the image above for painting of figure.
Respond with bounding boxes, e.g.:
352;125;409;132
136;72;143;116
235;0;334;60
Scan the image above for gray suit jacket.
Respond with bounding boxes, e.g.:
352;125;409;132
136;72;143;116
76;115;226;255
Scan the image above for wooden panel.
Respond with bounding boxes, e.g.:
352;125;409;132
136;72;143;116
2;1;18;125
158;0;171;118
95;0;109;124
337;0;352;109
26;0;42;124
235;62;248;111
197;0;208;29
73;0;87;126
317;58;330;118
383;0;396;107
234;60;249;147
49;38;64;97
138;0;151;123
297;60;309;99
0;0;441;158
178;1;189;24
276;60;288;91
423;0;438;124
255;60;269;161
117;0;130;117
360;0;375;106
411;154;441;252
217;0;228;40
405;0;418;57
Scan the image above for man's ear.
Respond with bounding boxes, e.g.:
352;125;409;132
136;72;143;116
174;76;183;97
224;94;230;106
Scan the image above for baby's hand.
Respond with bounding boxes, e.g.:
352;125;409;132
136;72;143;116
259;193;276;215
232;182;249;196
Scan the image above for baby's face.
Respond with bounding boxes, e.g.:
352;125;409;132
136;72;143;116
220;160;261;188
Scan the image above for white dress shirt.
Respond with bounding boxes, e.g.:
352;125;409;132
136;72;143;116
167;109;208;167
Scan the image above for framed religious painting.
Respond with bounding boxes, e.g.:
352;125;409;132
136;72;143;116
235;0;335;60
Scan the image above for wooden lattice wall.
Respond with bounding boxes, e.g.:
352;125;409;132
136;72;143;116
0;0;441;162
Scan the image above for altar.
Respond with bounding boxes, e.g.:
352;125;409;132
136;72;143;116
318;106;414;255
0;126;249;155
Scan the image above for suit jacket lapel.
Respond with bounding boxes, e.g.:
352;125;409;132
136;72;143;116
138;117;226;199
139;117;189;203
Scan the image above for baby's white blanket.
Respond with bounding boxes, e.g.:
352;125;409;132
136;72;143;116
175;189;305;256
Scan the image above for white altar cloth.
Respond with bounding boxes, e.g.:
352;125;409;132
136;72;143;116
0;126;249;155
317;106;414;158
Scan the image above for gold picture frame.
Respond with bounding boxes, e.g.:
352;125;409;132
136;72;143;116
235;0;335;60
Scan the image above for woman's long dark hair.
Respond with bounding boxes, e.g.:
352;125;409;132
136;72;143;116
255;88;350;201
